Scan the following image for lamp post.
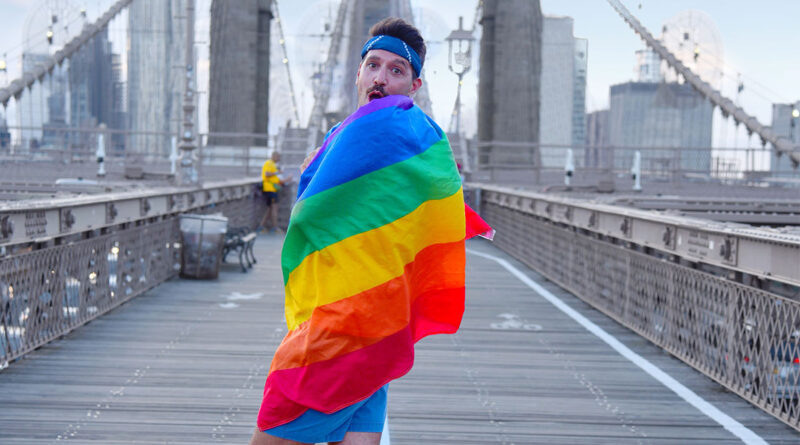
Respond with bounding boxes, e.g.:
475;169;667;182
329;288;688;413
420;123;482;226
445;16;474;136
177;0;198;185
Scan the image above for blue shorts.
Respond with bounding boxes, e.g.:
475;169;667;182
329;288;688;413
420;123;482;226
264;385;388;443
263;191;278;205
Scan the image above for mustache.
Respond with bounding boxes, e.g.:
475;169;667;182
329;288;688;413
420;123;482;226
367;85;386;96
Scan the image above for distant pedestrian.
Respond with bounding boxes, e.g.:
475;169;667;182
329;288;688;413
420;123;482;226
259;150;289;234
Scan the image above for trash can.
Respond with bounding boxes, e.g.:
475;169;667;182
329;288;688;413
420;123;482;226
179;214;228;279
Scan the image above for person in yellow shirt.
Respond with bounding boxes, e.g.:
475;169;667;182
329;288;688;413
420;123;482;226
259;151;289;233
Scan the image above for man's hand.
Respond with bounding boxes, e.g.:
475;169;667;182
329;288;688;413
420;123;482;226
301;147;321;173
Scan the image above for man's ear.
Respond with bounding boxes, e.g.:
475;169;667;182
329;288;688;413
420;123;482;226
410;77;422;95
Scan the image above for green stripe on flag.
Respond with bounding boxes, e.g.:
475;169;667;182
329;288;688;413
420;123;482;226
281;137;461;280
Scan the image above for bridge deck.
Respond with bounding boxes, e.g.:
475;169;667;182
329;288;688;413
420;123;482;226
0;236;797;444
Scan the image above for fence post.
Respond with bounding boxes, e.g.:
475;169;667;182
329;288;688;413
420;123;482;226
631;150;642;191
96;126;106;177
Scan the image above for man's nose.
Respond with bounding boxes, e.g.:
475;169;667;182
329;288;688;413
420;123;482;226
373;67;388;85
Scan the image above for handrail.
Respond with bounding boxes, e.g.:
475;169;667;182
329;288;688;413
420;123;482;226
0;178;261;248
471;182;800;287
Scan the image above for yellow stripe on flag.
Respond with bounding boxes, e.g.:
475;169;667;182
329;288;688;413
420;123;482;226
284;191;465;330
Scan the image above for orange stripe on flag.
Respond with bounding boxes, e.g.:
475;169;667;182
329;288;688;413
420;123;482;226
271;240;465;372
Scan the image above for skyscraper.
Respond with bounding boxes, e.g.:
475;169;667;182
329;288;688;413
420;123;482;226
41;66;69;150
127;0;187;158
111;54;126;153
770;101;800;176
585;109;609;169
69;27;114;148
635;48;662;83
608;81;713;174
208;0;272;147
572;38;588;149
539;16;587;168
0;112;10;151
18;53;52;149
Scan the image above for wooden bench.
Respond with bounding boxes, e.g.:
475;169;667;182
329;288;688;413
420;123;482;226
222;227;257;272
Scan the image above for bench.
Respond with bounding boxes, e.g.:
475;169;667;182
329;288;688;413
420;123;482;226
222;227;258;272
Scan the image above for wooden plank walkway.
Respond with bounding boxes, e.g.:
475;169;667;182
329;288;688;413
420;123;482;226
1;235;798;444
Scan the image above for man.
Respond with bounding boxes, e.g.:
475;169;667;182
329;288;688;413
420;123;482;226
259;150;287;234
250;17;490;445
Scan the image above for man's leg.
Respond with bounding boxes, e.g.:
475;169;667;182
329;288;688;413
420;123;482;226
248;427;307;445
259;204;271;230
329;431;381;445
270;201;282;233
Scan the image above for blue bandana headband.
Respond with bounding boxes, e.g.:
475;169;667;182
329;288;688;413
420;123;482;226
361;35;422;77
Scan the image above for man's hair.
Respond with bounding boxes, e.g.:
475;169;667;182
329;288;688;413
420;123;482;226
369;17;426;73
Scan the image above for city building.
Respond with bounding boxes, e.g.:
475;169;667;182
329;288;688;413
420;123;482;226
41;63;69;150
770;101;800;176
573;38;588;150
608;81;713;175
208;0;272;147
127;0;188;159
69;26;114;149
18;53;52;150
635;48;662;83
539;15;587;168
110;54;126;153
0;112;10;150
585;109;609;168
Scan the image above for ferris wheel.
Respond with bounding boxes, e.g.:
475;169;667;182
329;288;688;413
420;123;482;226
659;9;725;90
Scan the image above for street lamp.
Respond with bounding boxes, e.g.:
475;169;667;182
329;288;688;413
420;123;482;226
177;0;198;185
445;16;474;136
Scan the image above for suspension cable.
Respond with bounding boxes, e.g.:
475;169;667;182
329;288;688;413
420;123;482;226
271;0;301;126
606;0;799;167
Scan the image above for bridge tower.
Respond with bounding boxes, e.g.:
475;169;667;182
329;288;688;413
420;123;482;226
208;0;272;147
478;0;542;182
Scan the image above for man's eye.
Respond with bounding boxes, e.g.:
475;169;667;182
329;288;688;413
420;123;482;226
392;67;402;74
368;62;377;68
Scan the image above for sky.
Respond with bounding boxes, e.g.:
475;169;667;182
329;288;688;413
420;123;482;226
1;0;798;147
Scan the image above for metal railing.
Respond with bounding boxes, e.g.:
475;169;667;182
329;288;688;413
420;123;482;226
473;184;800;430
0;178;274;367
0;125;292;186
1;218;178;367
473;140;797;177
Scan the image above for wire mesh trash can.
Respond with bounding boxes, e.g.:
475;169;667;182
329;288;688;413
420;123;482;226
179;214;228;279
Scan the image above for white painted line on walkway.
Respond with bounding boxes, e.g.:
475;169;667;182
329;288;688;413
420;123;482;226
380;416;391;445
466;248;769;445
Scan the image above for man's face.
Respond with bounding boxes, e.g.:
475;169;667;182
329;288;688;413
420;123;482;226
356;49;422;107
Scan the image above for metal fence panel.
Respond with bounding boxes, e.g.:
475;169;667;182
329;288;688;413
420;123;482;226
0;194;263;368
482;198;800;430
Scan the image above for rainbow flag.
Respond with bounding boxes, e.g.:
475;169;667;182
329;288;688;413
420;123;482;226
257;95;492;430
